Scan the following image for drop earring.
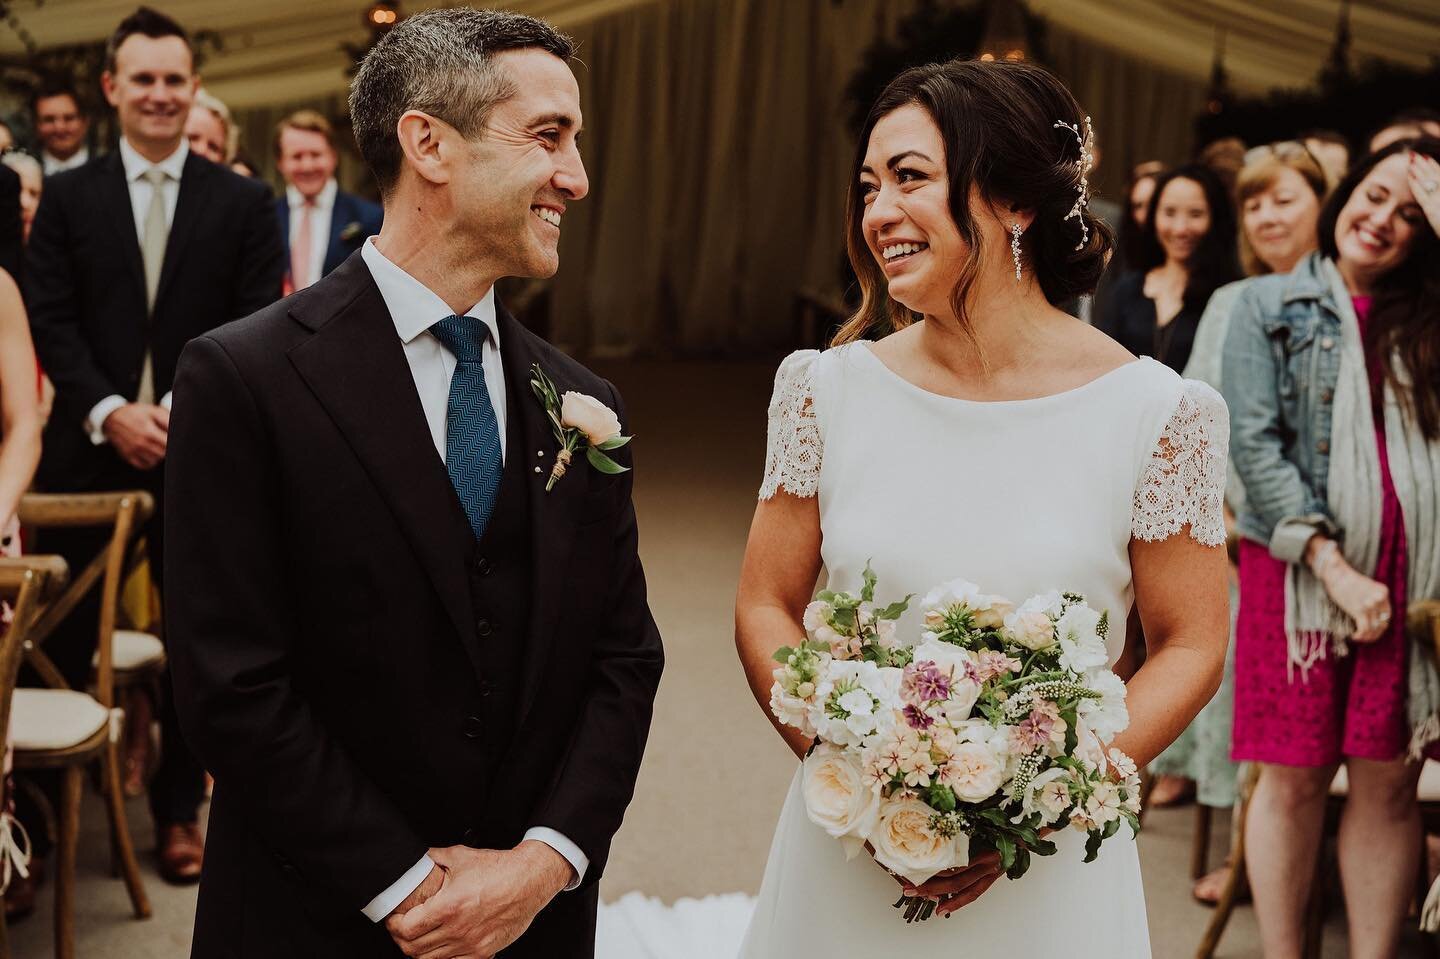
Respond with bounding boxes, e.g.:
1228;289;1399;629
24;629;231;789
1010;223;1023;282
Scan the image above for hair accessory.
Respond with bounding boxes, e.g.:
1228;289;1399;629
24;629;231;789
1052;115;1095;251
1010;222;1023;282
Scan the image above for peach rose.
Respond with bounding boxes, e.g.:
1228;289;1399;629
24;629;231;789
871;795;965;885
560;391;622;445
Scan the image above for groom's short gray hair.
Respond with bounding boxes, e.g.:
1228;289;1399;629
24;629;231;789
349;8;574;197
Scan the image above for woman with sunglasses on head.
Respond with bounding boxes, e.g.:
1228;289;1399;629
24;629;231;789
1224;137;1440;959
1098;164;1240;373
1149;141;1328;902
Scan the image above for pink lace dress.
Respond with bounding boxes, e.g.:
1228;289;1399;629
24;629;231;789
1232;296;1419;765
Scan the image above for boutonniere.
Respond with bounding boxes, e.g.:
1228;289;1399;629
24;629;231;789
529;364;631;492
339;221;364;243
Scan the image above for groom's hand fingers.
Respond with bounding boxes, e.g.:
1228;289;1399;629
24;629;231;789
389;894;451;944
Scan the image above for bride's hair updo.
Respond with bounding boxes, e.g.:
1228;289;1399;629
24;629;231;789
833;59;1114;347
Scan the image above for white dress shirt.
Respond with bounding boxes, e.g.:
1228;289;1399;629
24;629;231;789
83;138;189;443
357;238;588;922
286;178;337;291
42;145;89;176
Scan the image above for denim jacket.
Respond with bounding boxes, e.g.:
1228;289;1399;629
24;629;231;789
1221;252;1347;563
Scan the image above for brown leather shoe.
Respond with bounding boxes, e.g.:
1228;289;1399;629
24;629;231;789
158;822;204;885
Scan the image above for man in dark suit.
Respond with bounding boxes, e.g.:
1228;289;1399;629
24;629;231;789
166;8;662;958
25;6;285;883
274;109;382;292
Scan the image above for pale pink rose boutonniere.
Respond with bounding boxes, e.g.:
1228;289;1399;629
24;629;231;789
529;363;631;492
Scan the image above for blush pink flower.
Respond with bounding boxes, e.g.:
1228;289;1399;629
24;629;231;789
974;650;1023;683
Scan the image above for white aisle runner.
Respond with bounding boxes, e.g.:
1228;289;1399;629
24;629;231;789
597;892;756;959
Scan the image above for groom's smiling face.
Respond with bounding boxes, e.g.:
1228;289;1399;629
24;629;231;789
460;48;588;280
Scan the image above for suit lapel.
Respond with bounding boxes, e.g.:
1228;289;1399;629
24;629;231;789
286;257;487;681
95;154;146;305
497;305;584;725
154;154;214;310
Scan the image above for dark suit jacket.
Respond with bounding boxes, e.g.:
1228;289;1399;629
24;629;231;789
25;150;285;491
165;253;664;957
0;164;21;283
277;187;383;282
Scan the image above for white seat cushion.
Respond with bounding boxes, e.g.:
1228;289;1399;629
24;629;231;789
1330;759;1440;800
93;629;165;672
10;689;108;752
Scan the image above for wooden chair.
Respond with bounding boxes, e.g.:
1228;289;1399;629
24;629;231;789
1196;599;1440;959
0;556;70;959
11;493;155;959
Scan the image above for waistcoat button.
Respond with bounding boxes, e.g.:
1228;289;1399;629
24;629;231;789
1317;439;1329;454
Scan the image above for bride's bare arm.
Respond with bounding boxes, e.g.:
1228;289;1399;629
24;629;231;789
735;492;824;760
1107;531;1229;769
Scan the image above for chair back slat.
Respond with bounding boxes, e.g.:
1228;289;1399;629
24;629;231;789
0;558;69;746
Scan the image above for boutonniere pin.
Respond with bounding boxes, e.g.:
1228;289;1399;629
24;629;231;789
340;221;364;243
529;364;631;492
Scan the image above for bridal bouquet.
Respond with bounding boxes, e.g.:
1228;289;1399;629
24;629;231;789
770;567;1141;922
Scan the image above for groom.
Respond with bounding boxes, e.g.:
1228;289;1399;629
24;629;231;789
165;10;664;957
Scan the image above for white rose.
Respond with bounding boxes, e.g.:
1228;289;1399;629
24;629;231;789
871;796;965;885
939;677;981;725
1004;610;1056;651
1077;669;1129;742
941;740;1006;802
1056;605;1107;674
802;744;881;859
912;639;973;676
560;391;622;445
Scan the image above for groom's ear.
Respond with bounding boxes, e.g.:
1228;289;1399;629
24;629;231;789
395;110;454;187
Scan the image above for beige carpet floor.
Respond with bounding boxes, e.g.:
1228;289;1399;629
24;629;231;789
10;359;1431;957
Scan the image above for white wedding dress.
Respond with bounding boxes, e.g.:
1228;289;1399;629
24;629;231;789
739;343;1228;957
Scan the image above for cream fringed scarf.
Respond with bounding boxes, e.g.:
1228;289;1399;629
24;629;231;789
1284;259;1440;758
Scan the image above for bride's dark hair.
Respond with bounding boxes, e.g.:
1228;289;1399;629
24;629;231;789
832;59;1114;347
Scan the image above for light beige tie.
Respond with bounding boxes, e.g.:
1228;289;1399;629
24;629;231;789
138;167;168;405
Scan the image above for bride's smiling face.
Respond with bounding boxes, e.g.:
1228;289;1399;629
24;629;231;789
859;104;969;317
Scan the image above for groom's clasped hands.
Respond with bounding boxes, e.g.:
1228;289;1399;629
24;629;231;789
385;841;576;958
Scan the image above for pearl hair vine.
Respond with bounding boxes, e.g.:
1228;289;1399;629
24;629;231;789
1052;115;1095;252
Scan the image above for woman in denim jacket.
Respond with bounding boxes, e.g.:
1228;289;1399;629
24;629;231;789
1223;138;1440;959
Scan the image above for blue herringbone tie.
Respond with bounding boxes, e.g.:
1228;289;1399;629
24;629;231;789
428;315;503;542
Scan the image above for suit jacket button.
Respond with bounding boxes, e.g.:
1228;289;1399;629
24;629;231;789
1316;439;1329;454
476;557;492;576
476;619;493;637
463;715;485;739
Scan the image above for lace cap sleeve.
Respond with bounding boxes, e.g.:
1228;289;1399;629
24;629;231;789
1132;380;1230;547
759;350;822;500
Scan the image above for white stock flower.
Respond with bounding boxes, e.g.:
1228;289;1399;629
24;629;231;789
1019;589;1065;618
559;392;622;445
941;740;1006;802
921;578;983;612
770;683;815;735
802;744;882;859
871;795;965;885
1073;717;1107;771
1004;609;1056;651
1056;605;1107;674
1078;669;1129;742
803;601;832;633
1020;766;1074;826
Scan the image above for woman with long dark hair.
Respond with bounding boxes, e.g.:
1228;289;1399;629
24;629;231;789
735;58;1229;954
1099;165;1239;372
1225;137;1440;958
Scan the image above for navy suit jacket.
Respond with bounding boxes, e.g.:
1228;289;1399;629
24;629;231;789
276;188;383;282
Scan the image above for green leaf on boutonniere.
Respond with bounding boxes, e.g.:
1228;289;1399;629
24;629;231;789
596;434;631;452
585;446;629;475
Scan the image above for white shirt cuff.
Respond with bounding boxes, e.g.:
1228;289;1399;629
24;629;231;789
362;854;434;922
159;391;173;411
523;827;588;891
85;395;127;445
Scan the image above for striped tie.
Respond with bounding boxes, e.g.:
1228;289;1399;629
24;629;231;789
427;315;503;542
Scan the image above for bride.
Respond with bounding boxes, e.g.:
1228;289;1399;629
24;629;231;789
734;60;1230;955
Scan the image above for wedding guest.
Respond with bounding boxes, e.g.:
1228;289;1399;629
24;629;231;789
274;109;381;291
2;152;44;244
1098;164;1238;372
1369;108;1440;154
1225;137;1440;959
25;5;284;884
31;82;90;176
185;87;234;165
1092;160;1164;323
1152;140;1327;902
0;122;13;154
0;268;39;919
1300;129;1351;187
230;147;259;179
1199;136;1247;196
